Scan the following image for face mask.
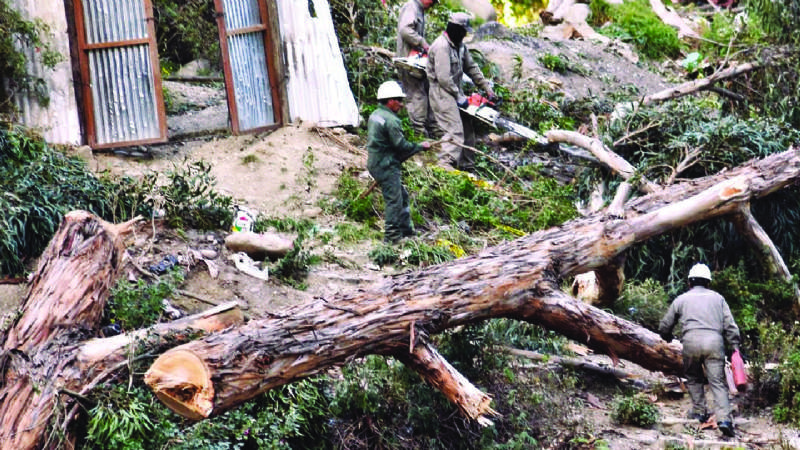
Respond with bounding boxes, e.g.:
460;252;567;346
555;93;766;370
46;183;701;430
446;23;466;46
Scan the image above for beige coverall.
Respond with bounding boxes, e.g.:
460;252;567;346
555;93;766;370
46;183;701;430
396;0;435;137
659;286;741;424
426;32;492;169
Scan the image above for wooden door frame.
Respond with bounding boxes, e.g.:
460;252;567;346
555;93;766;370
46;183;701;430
72;0;168;149
214;0;283;134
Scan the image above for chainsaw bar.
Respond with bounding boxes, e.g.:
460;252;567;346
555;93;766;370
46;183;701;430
395;56;548;145
495;117;548;144
392;56;427;79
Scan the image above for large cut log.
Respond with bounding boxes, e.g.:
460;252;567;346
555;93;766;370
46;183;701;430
0;211;132;450
4;148;800;447
0;210;245;450
145;148;800;422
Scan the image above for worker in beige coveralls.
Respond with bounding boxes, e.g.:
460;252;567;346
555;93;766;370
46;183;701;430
426;12;496;170
659;263;740;438
396;0;437;137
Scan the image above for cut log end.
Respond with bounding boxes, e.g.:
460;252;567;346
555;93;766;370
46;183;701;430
144;349;214;420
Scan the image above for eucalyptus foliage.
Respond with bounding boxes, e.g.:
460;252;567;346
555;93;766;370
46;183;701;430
0;127;146;276
585;98;800;285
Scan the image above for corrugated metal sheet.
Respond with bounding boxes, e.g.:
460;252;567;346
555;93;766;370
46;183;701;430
275;0;359;127
222;0;275;130
11;0;81;145
81;0;161;145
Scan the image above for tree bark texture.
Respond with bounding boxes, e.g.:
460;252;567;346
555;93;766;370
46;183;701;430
0;210;244;450
0;211;131;449
145;148;800;423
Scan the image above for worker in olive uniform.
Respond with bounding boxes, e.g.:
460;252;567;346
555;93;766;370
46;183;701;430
426;12;496;170
367;81;431;243
397;0;437;137
659;263;740;438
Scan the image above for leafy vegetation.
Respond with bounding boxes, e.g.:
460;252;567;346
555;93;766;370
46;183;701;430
0;127;148;276
590;0;683;59
82;379;329;450
152;0;220;71
0;0;63;114
106;268;184;331
611;394;659;427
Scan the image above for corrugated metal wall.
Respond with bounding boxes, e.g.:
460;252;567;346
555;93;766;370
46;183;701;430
81;0;161;145
11;0;81;145
275;0;359;127
222;0;275;130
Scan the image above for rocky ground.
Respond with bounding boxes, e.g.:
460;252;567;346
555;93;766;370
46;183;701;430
3;22;800;449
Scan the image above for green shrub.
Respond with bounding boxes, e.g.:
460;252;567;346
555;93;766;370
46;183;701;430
0;128;149;276
0;2;63;113
539;53;570;74
590;0;682;59
152;0;220;69
614;278;669;330
106;268;184;330
83;379;329;450
159;160;233;230
611;394;659;427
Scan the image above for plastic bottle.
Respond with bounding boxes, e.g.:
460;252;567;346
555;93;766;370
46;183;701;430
231;206;255;233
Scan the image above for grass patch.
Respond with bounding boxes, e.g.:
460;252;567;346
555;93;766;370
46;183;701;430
590;0;683;59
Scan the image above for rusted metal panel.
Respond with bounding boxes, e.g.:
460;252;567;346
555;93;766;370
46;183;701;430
215;0;281;134
275;0;359;127
10;0;81;145
74;0;167;148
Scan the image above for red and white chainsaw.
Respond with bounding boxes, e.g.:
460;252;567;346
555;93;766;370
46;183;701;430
392;53;546;144
459;93;547;144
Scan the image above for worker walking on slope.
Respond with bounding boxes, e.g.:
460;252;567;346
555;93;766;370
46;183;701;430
426;12;496;170
397;0;437;137
659;263;741;438
367;81;431;244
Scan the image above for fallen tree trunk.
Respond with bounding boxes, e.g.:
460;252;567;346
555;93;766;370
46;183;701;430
0;211;245;450
5;148;800;447
145;147;800;423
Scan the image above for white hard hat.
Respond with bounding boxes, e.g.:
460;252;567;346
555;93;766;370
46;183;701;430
376;81;406;100
688;263;712;281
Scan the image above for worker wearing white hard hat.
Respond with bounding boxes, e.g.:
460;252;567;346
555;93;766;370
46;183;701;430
659;263;740;438
367;81;431;243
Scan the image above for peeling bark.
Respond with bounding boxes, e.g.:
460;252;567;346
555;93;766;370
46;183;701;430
4;147;800;448
0;210;243;450
144;148;800;423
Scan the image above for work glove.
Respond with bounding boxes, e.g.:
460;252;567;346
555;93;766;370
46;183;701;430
456;95;468;108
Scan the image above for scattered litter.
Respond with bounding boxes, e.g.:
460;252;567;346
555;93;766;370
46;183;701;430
229;252;268;281
100;323;122;337
162;299;183;320
231;206;256;232
149;254;178;274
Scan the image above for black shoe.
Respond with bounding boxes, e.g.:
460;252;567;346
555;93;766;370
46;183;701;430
690;412;709;423
718;421;735;437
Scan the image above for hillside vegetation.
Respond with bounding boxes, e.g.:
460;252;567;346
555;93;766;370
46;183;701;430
3;0;800;448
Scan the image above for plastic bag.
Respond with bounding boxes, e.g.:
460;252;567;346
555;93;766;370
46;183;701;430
731;348;748;392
